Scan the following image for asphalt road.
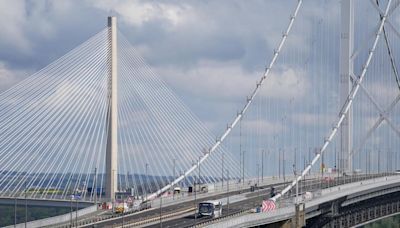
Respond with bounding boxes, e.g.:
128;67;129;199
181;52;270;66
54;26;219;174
145;190;272;228
145;184;290;228
144;174;391;228
82;181;287;227
81;173;389;227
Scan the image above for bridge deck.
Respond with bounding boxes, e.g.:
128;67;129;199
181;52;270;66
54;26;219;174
205;175;400;227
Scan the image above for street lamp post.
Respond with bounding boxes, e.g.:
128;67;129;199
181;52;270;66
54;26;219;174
160;193;163;228
309;147;312;175
257;163;260;187
222;153;224;188
295;175;299;205
239;119;243;184
303;154;306;190
321;151;324;189
378;149;380;174
173;159;176;179
14;196;17;227
365;149;368;178
70;195;73;227
239;150;242;183
242;151;245;185
145;163;149;201
24;179;27;228
172;159;176;199
194;176;197;227
281;116;285;181
294;148;296;173
94;167;97;210
261;149;264;183
198;156;201;185
256;163;261;207
394;148;399;171
257;163;262;208
368;150;371;176
75;196;78;227
279;149;281;179
283;149;286;182
227;169;230;215
387;149;389;175
292;163;297;198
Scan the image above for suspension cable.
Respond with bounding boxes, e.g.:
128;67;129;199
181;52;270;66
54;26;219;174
146;0;304;201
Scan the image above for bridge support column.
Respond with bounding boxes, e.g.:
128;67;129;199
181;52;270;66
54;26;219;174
105;16;118;202
339;0;354;174
293;203;305;228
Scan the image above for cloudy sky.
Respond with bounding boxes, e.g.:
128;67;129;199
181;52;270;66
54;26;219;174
1;0;400;174
0;0;326;131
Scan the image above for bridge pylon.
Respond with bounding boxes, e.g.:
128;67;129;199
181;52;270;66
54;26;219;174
339;0;354;174
105;16;118;202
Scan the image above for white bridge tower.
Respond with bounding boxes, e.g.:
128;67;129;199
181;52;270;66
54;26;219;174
339;0;354;173
105;16;118;201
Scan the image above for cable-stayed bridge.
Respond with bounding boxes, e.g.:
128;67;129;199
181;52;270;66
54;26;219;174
1;0;400;227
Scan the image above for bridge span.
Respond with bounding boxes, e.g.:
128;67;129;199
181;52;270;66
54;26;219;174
1;0;400;227
12;173;395;228
204;174;400;228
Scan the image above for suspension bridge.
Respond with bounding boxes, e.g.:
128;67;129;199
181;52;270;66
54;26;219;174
1;0;400;227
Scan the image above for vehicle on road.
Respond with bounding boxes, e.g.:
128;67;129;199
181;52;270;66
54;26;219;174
270;186;276;197
322;176;334;182
173;187;181;194
303;191;313;201
114;201;128;213
140;200;152;210
198;200;222;218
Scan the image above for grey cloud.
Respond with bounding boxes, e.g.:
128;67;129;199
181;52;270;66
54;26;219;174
0;0;399;175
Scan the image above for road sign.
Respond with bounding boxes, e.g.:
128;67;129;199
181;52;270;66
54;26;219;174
262;200;276;212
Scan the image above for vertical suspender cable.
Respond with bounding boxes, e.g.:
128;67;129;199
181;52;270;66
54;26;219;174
271;0;393;202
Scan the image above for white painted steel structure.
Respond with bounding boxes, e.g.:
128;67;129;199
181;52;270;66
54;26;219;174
339;0;354;174
271;0;394;202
